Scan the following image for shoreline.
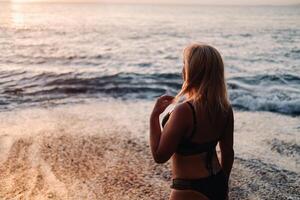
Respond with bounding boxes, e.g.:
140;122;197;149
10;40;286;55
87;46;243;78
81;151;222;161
0;100;299;199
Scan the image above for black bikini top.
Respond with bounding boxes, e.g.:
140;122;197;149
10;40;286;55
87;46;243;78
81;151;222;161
162;102;220;174
162;101;220;175
162;101;219;155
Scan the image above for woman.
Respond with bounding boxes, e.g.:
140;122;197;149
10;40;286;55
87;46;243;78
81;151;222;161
149;43;234;200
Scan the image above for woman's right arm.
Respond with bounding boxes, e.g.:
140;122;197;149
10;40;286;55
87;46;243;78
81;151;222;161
219;106;234;179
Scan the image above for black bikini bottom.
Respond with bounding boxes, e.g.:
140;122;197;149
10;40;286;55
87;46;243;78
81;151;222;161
170;170;228;200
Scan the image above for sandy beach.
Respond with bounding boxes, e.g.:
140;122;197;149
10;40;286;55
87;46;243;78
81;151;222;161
0;100;299;200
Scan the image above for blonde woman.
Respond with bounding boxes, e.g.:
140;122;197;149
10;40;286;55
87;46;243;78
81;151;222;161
149;43;234;200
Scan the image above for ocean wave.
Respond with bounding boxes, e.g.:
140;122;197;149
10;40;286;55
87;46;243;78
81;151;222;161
230;95;300;116
284;48;300;59
228;74;300;86
228;74;300;115
1;54;108;66
0;70;299;115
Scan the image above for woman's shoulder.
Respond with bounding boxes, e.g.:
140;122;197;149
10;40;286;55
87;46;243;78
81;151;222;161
163;102;193;132
171;101;193;118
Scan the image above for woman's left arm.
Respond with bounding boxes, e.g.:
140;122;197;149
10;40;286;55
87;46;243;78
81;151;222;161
150;96;188;163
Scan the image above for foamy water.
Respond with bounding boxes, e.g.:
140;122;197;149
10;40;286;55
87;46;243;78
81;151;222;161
0;3;299;115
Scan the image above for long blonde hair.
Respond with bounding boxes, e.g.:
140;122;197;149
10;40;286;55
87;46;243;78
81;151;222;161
175;43;230;118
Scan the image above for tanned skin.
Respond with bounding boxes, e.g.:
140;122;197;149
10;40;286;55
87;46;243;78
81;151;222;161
150;95;234;200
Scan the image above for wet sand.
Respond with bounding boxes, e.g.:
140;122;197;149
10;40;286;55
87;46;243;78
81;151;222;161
0;100;299;200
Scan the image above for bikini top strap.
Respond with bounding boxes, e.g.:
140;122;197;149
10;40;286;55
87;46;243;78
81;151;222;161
186;101;197;139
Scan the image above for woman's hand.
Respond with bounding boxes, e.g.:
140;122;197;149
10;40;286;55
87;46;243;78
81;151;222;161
151;95;175;117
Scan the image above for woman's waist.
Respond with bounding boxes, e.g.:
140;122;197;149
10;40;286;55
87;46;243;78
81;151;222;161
171;153;222;179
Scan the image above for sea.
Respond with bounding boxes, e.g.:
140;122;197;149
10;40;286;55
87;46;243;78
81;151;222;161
0;2;299;115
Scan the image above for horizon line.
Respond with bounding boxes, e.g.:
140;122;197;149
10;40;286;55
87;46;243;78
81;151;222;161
1;1;299;6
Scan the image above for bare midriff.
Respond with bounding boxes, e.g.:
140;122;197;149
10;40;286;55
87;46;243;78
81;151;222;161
171;151;222;179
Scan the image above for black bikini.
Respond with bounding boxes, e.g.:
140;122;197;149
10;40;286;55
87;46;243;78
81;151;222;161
162;102;228;200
